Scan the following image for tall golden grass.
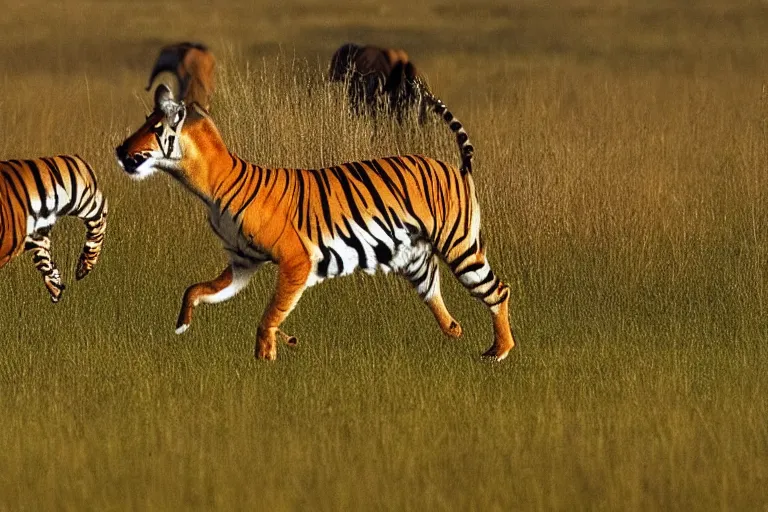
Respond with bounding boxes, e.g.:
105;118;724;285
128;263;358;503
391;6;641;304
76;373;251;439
0;1;767;509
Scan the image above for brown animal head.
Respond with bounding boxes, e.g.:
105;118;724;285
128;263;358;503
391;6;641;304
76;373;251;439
146;42;216;110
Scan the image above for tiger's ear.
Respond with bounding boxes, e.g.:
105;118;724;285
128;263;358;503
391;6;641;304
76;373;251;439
155;84;186;127
155;83;183;119
155;83;175;109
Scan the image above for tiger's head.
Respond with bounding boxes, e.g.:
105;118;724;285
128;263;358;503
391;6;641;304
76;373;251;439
115;84;190;180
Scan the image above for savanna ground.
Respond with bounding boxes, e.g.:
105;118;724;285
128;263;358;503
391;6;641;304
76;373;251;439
1;0;767;509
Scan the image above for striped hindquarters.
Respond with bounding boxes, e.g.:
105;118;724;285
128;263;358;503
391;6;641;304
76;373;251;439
296;154;482;286
0;155;107;279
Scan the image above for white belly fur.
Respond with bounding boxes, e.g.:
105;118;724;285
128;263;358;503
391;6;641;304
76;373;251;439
208;209;269;262
305;227;432;288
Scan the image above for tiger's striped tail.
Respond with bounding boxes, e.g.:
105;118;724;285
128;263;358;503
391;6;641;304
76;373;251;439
421;87;474;174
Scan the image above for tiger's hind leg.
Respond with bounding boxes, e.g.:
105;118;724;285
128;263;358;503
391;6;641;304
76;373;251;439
25;232;65;303
447;240;515;361
76;198;108;280
402;250;462;338
176;263;260;334
255;257;312;361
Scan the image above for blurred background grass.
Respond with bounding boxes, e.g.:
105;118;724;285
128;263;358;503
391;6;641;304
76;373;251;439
1;0;767;509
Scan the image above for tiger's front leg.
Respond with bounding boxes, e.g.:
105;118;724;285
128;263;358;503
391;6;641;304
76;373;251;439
255;258;311;361
176;263;259;334
25;233;65;303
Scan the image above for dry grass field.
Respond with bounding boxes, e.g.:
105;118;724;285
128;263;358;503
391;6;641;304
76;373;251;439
1;0;767;509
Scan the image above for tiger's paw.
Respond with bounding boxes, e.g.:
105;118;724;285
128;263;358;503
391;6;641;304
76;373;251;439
75;257;93;280
255;328;278;360
175;308;193;335
45;279;65;303
482;343;513;362
444;320;463;338
255;343;278;361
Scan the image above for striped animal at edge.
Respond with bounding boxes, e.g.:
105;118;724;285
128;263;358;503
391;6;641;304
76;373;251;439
0;155;108;302
115;84;515;361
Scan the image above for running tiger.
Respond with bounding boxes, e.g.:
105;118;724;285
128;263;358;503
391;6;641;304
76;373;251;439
0;155;108;302
328;43;428;121
115;84;515;361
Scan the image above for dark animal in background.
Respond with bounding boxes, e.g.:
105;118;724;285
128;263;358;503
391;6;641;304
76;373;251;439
0;155;108;302
329;42;474;172
328;43;427;121
146;42;216;110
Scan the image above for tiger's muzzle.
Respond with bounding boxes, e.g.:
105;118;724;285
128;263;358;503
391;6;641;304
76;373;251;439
115;145;149;176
